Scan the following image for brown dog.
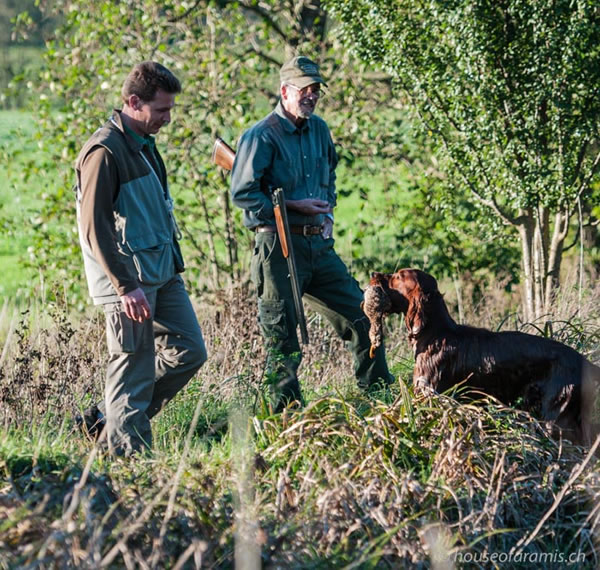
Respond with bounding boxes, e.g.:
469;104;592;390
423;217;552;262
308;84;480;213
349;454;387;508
364;268;600;445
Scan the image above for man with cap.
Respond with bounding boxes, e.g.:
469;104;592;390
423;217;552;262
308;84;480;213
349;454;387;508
231;55;394;411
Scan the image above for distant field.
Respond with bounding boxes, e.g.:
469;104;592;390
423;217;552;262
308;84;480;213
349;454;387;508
0;110;47;300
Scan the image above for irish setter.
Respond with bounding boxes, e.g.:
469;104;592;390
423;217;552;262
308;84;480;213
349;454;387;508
365;268;600;446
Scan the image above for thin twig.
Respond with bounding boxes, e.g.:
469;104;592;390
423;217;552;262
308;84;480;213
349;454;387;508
512;434;600;554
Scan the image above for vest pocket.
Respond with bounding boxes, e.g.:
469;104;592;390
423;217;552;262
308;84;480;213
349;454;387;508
132;242;175;285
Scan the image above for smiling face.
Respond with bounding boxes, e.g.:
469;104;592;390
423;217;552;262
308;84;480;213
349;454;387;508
281;82;321;122
125;88;176;136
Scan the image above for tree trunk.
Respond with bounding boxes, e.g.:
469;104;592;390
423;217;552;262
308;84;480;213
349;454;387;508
518;206;571;322
196;177;220;288
532;220;544;320
532;205;550;319
452;270;464;324
518;213;536;322
222;181;239;282
544;209;570;310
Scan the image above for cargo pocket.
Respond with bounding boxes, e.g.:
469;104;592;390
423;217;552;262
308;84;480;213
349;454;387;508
251;243;264;297
259;232;279;264
258;298;287;341
104;302;136;354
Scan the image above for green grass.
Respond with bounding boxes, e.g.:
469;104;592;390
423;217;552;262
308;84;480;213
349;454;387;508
1;379;598;568
0;109;47;299
1;101;599;567
1;289;599;568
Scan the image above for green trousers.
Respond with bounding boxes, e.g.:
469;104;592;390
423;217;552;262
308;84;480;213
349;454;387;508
251;231;393;410
103;275;207;455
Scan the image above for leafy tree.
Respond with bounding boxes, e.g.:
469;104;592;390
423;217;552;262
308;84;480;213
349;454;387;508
0;0;56;107
333;113;520;295
327;0;600;320
12;0;529;308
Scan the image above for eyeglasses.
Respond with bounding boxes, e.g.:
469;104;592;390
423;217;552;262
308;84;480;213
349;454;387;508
288;84;323;99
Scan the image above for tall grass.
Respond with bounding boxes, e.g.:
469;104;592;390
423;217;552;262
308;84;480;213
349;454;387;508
0;278;599;568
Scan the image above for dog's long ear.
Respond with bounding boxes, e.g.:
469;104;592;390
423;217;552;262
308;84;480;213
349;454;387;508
406;289;427;336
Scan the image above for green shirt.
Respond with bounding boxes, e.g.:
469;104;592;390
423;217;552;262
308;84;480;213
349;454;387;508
122;122;167;190
122;121;155;148
230;100;338;228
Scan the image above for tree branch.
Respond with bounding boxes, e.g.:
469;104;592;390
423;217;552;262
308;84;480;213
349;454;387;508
412;91;521;227
239;0;289;43
575;148;600;203
167;0;203;23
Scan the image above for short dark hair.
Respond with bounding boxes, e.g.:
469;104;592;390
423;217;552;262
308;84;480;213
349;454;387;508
121;61;182;103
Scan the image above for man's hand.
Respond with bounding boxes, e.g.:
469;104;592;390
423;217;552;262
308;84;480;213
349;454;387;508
286;198;332;216
322;217;333;239
120;287;152;323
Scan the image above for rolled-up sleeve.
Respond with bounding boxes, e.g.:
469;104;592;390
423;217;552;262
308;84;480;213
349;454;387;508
230;130;274;226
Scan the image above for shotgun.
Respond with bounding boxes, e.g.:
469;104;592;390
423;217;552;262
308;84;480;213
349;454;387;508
212;137;309;345
212;137;236;170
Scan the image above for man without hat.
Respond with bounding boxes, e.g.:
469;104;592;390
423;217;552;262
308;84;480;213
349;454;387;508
75;61;207;455
231;55;394;411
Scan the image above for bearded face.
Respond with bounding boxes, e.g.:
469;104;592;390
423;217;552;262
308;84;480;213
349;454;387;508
281;83;322;122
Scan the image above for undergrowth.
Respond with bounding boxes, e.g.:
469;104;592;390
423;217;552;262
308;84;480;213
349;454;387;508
0;283;599;569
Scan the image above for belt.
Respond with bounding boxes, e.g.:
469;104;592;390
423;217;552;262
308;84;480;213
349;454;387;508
255;224;323;236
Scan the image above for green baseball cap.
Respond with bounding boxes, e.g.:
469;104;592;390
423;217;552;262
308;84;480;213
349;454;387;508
280;55;327;89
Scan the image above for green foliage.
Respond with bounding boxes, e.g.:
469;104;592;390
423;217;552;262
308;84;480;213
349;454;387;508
0;0;52;45
0;46;45;108
329;0;600;205
327;0;600;309
334;114;520;281
2;0;532;307
0;0;60;108
22;0;413;301
0;111;51;300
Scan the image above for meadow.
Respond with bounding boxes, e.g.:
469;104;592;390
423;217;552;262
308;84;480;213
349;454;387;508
1;109;600;568
0;110;47;301
1;280;600;568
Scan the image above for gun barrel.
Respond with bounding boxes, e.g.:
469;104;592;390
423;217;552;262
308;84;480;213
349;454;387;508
212;137;236;171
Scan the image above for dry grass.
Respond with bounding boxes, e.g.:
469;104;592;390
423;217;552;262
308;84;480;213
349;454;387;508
1;280;599;569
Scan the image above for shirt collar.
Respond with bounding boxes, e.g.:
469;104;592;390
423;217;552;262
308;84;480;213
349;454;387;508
112;110;156;151
123;122;156;150
274;100;311;133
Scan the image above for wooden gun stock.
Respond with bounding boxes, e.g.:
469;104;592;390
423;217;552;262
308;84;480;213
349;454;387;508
212;137;236;171
272;188;309;345
211;137;309;344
